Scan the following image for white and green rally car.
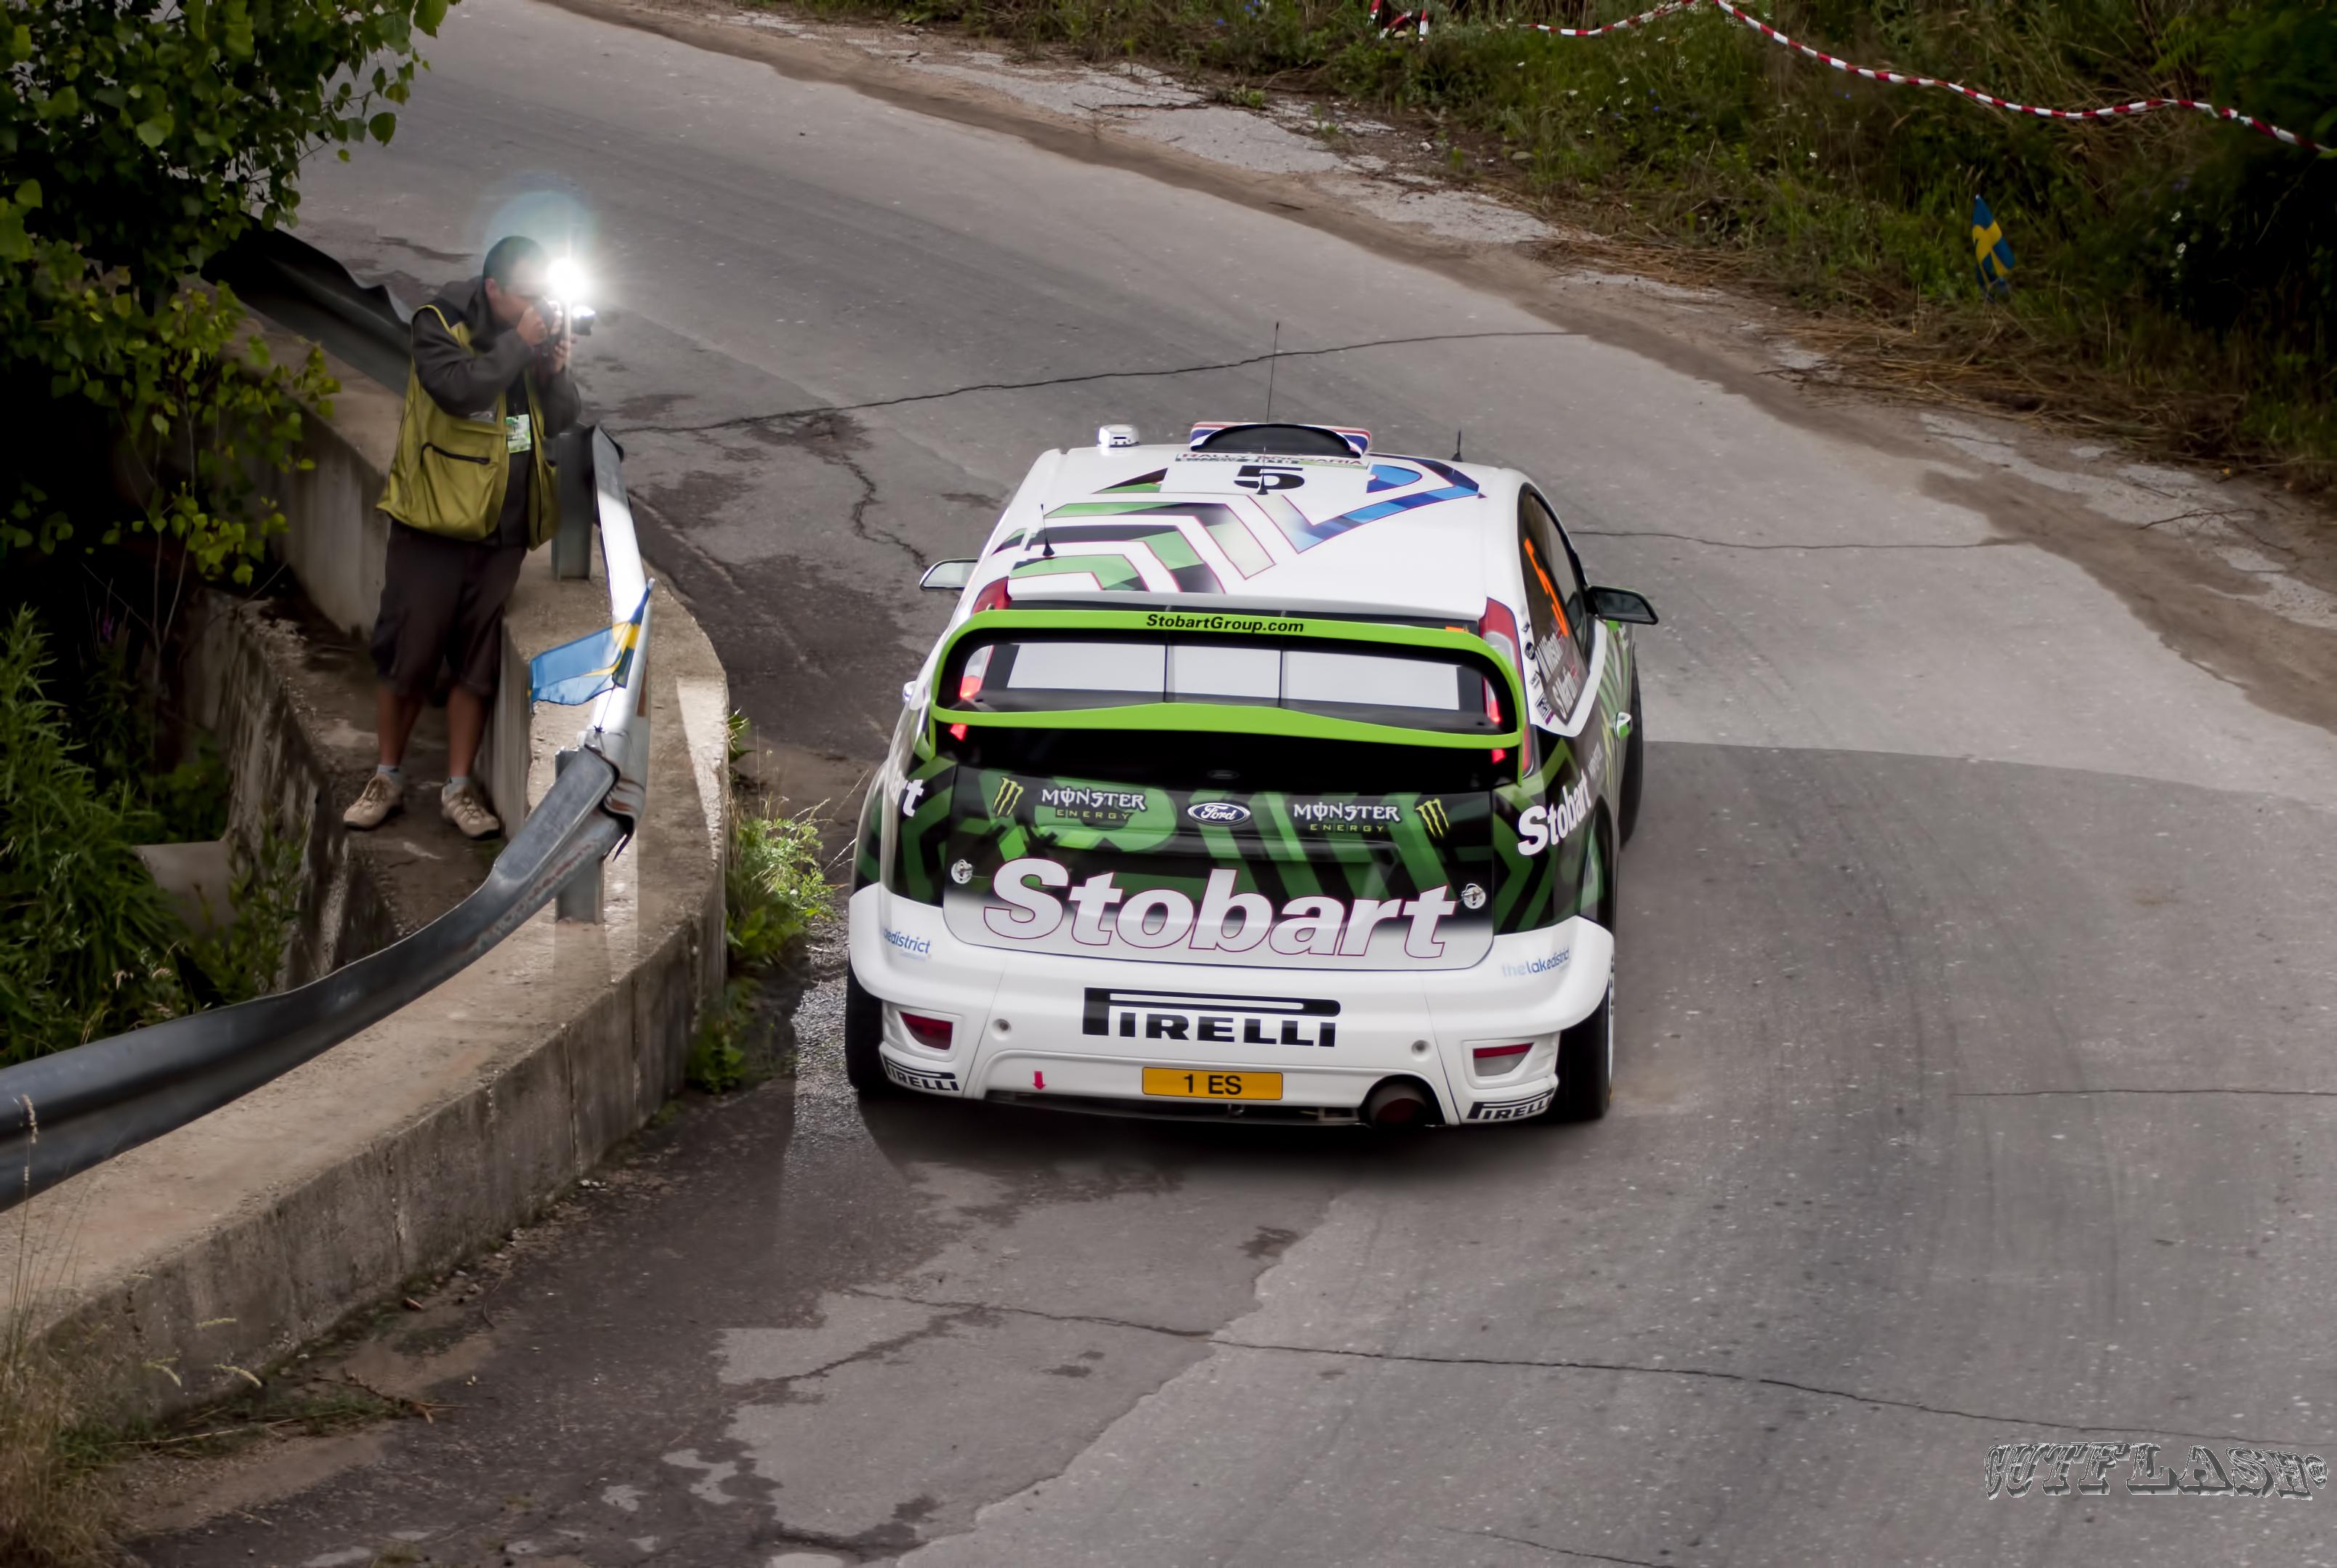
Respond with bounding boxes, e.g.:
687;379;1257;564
847;421;1657;1127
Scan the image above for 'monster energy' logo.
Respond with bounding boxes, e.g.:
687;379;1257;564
1083;987;1339;1048
1288;799;1402;836
1038;785;1150;826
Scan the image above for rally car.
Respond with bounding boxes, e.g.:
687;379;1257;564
846;420;1656;1128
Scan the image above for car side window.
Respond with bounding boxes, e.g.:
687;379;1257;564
1527;493;1595;665
1517;491;1592;728
1552;520;1597;665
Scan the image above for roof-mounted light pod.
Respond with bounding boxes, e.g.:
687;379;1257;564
1097;424;1139;450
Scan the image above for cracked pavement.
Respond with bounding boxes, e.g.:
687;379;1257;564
135;0;2337;1561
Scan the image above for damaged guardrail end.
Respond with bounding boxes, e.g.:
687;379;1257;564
553;425;653;923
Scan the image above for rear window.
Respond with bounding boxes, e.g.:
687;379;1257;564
947;634;1510;735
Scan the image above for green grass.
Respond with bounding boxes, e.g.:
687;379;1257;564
727;804;835;971
689;714;838;1092
687;975;764;1093
780;0;2337;486
0;607;190;1062
0;607;306;1064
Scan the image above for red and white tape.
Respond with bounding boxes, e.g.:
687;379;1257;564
1368;0;1430;39
1374;0;2333;155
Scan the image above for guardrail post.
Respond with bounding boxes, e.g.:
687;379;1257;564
554;748;605;924
552;426;598;581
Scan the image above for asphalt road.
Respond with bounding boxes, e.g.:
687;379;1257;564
148;0;2337;1562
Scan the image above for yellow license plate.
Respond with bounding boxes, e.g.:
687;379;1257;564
1141;1067;1283;1101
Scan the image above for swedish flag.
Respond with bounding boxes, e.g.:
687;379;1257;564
529;583;652;706
1972;196;2016;297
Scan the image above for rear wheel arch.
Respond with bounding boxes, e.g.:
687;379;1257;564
1547;806;1618;1123
843;964;894;1096
1617;663;1644;847
1583;803;1618;935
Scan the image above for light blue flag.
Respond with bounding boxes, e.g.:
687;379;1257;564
530;583;652;706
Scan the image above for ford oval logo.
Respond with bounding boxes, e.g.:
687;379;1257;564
1186;801;1252;825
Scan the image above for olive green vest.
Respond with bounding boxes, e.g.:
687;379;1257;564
379;305;558;547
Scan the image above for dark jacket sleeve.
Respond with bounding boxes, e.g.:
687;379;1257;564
411;308;534;419
535;362;584;439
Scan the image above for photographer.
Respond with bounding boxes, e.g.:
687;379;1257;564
343;234;584;839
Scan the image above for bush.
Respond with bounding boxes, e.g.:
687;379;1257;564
685;977;762;1093
0;610;300;1064
0;607;187;1061
182;830;303;1009
689;716;835;1091
2;0;444;607
722;711;836;970
727;805;836;970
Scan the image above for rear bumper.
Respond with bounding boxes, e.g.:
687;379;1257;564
848;884;1613;1126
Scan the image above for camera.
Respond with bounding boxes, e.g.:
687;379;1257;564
543;299;595;339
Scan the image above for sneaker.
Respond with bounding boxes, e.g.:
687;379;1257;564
441;780;503;840
343;772;403;831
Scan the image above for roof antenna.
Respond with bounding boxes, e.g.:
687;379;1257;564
1264;320;1280;419
1040;528;1055;559
1452;428;1464;462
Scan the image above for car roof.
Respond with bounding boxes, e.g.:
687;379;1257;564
958;424;1527;626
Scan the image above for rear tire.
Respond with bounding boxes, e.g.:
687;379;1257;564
1549;825;1616;1123
843;966;893;1096
1618;666;1644;847
1549;973;1614;1123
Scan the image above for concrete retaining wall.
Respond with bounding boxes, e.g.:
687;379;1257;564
6;329;729;1416
181;594;400;987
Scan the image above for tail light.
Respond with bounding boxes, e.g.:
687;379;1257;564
956;644;993;705
968;578;1012;615
901;1012;954;1051
1474;598;1531;772
1476;597;1521;681
1472;1043;1530;1073
949;634;1001;741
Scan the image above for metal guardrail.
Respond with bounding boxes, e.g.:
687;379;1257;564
0;407;656;1217
206;228;416;394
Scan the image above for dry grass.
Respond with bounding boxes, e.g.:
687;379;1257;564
1488;179;2330;488
0;1179;122;1568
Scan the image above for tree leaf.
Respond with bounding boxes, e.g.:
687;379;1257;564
136;114;174;148
415;0;450;36
224;1;254;58
368;111;397;145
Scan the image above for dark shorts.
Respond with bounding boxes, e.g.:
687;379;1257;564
370;523;528;700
